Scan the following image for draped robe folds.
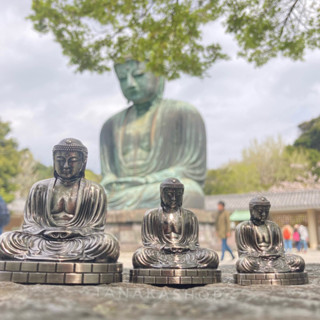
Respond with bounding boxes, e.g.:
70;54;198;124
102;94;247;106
0;178;119;262
132;208;219;269
236;220;305;273
100;99;206;210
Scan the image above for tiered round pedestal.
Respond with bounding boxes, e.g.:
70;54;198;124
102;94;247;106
234;272;308;286
130;268;221;285
0;260;123;284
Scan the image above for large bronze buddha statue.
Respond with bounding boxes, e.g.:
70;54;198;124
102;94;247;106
100;59;206;210
132;178;219;269
236;196;305;273
0;138;119;262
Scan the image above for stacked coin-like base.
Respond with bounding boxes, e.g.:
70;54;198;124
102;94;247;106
0;261;123;284
130;268;221;285
234;272;308;286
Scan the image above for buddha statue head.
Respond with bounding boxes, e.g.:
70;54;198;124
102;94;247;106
53;138;88;180
114;59;165;105
160;178;184;212
249;196;271;226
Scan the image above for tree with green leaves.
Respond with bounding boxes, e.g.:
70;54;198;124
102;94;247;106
294;115;320;151
204;136;311;195
28;0;320;79
224;0;320;66
0;120;21;203
29;0;226;80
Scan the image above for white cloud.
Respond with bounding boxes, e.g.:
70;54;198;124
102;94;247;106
1;1;319;173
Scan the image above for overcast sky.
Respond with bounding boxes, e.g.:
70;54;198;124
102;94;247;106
1;1;320;173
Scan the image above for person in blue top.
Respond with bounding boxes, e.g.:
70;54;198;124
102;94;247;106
0;196;10;234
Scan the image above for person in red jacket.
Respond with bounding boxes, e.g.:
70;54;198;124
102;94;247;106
282;224;293;252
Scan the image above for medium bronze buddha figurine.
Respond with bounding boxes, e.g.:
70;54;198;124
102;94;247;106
0;138;119;262
236;196;305;273
132;178;219;269
100;59;206;210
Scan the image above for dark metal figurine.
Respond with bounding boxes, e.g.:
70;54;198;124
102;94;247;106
234;196;308;286
0;138;122;284
130;178;221;285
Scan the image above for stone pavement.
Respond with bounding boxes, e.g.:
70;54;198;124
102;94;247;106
0;250;319;320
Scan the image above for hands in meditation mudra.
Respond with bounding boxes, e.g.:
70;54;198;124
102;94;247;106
0;138;119;262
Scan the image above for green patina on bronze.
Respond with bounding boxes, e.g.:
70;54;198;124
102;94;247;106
100;60;207;210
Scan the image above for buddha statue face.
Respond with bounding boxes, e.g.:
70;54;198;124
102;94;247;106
54;151;84;180
114;60;164;104
250;205;270;225
161;187;184;211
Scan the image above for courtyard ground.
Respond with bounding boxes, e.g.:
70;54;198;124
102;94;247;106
0;251;319;320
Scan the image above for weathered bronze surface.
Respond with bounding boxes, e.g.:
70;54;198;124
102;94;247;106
100;59;206;210
0;261;122;284
0;138;120;264
235;196;306;279
132;178;219;272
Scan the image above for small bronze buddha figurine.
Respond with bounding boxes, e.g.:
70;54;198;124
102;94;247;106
236;196;305;273
0;138;119;263
132;178;219;269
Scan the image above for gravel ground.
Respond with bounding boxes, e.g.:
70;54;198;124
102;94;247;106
0;263;320;320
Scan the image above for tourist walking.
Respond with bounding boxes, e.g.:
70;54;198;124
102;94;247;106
216;201;235;261
298;224;309;253
282;224;293;252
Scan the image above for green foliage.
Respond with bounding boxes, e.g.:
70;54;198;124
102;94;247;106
85;169;101;184
205;136;310;195
28;0;227;80
0;120;21;203
204;162;261;194
28;0;320;78
294;115;320;151
12;149;53;199
224;0;320;66
35;162;53;181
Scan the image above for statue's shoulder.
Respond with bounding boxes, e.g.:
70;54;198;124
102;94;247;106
266;220;280;229
101;107;129;130
143;208;158;218
162;99;200;115
83;179;105;193
236;220;251;231
183;208;197;218
31;178;54;191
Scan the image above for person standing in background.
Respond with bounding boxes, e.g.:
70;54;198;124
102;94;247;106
282;224;293;252
298;224;309;253
293;225;301;252
216;201;235;261
0;196;10;235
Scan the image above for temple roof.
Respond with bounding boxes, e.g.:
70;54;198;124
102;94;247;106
205;189;320;212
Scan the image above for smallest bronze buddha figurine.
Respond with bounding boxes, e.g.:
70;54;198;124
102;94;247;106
130;178;220;285
234;196;308;286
